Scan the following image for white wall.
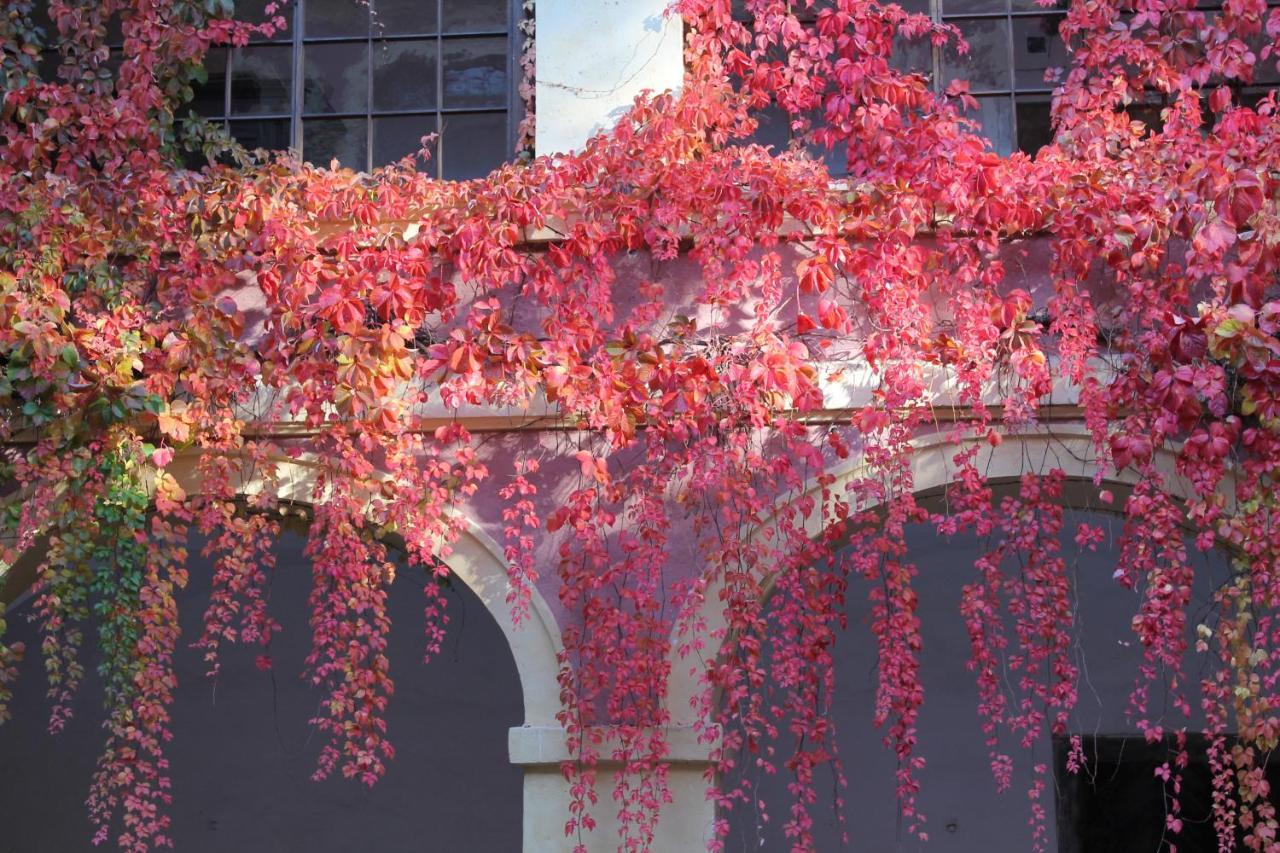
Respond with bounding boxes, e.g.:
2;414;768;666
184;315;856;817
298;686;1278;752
535;0;685;156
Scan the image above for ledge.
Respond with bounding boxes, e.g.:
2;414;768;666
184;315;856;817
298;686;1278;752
508;724;712;766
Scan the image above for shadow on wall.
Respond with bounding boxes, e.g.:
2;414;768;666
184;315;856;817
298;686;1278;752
0;530;523;853
721;510;1232;853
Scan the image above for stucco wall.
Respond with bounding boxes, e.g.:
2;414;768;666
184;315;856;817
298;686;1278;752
721;510;1230;851
0;531;524;852
535;0;684;156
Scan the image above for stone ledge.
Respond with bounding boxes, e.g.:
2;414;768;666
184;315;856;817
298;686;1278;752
508;724;712;766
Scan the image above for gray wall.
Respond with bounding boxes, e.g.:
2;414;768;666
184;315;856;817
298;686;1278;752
723;511;1230;852
0;531;524;852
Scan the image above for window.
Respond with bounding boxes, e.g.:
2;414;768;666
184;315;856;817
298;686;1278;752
940;0;1069;155
35;0;521;178
1055;733;1280;852
735;0;1280;162
194;0;518;177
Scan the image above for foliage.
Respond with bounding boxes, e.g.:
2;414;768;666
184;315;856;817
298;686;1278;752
3;0;1280;850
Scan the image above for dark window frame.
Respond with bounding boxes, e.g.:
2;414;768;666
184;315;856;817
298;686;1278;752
205;0;526;176
37;0;527;177
735;0;1280;158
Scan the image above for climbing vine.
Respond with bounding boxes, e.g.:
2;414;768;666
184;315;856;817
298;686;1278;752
3;0;1280;850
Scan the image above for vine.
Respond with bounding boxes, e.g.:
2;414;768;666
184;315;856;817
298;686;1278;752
3;0;1280;850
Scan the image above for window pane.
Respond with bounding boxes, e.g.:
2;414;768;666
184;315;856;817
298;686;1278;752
230;45;293;115
306;0;369;37
943;18;1012;92
891;31;934;75
748;103;794;153
443;37;507;108
1011;15;1067;89
1010;0;1069;10
304;117;368;169
894;0;932;14
374;114;438;167
229;117;292;151
374;0;439;35
440;112;506;179
1015;96;1052;152
965;94;1014;155
1246;29;1280;84
304;41;369;114
442;0;507;32
941;0;1006;15
373;39;437;110
192;47;228;116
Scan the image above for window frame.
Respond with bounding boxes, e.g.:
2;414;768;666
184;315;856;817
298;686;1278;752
199;0;528;176
735;0;1280;158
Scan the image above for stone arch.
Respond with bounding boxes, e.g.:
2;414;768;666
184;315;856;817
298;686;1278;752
664;421;1225;722
663;421;1238;850
2;452;563;728
2;451;569;851
177;452;565;728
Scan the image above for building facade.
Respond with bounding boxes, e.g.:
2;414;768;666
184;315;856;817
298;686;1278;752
5;1;1277;851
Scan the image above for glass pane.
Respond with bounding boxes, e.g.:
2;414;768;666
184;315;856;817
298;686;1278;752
442;0;507;32
891;31;934;75
439;111;506;179
306;0;369;37
1012;15;1067;89
943;18;1012;91
442;37;507;108
941;0;1006;15
191;47;228;116
1246;30;1280;84
106;12;124;46
304;41;369;114
31;1;54;38
230;45;293;115
304;117;368;168
748;103;794;153
805;132;848;177
1011;0;1069;9
38;50;60;81
373;0;439;35
965;94;1014;155
373;114;438;167
892;0;931;13
373;39;437;110
1015;96;1053;152
229;117;292;151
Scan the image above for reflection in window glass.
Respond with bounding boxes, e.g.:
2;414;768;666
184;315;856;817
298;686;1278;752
441;112;507;179
750;104;795;153
306;0;369;38
443;38;508;108
230;45;293;115
374;113;439;165
191;47;228;115
1015;97;1053;153
442;0;508;32
966;95;1014;155
1011;15;1067;90
229;118;292;151
943;18;1012;91
940;0;1007;16
304;117;368;168
891;31;934;75
304;42;369;115
374;0;440;35
373;40;438;111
